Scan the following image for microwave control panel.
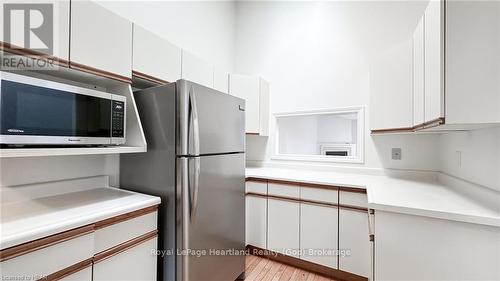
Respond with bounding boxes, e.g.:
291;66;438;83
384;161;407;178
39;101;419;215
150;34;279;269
112;100;125;138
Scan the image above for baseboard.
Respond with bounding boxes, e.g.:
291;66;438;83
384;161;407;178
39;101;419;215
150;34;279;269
246;245;368;281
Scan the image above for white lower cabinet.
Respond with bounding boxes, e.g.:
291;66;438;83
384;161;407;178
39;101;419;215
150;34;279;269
268;198;300;257
93;236;158;281
300;203;338;268
338;208;371;278
245;195;267;248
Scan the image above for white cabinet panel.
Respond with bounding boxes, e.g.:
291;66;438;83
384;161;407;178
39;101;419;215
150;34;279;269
181;50;213;88
369;39;413;130
339;191;368;208
339;208;371;278
246;180;267;194
245;195;267;248
300;203;338;268
445;0;500;124
424;0;444;122
375;211;500;281
94;237;158;281
133;24;181;83
413;16;425;126
60;266;92;281
0;233;94;279
229;74;270;136
70;1;132;78
0;0;70;61
268;182;299;198
268;198;299;257
213;68;229;94
300;186;338;204
95;211;157;254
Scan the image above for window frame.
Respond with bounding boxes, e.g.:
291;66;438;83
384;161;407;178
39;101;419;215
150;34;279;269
272;106;365;164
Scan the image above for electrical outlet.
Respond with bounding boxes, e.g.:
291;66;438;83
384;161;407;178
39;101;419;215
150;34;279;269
392;148;402;160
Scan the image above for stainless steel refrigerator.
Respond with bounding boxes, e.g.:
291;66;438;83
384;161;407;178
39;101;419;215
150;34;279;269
121;80;245;281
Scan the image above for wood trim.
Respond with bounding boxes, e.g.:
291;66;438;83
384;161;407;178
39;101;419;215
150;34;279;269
94;229;158;264
41;258;93;281
246;132;260;136
339;186;367;194
371;117;445;134
94;205;158;230
246;245;368;281
0;225;94;262
245;192;268;199
245;177;268;183
300;198;338;209
69;61;132;84
132;70;169;85
300;182;340;191
267;194;300;204
338;204;369;213
0;41;69;67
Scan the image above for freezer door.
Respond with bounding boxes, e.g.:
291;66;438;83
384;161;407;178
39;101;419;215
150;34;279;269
177;153;245;281
177;80;245;156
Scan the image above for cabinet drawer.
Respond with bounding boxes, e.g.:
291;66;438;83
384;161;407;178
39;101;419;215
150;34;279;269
60;266;92;281
340;190;367;208
95;209;157;254
268;183;299;199
0;228;94;279
246;180;267;195
300;186;338;204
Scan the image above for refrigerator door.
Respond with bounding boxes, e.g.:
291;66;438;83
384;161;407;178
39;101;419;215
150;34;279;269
177;80;245;156
177;153;245;281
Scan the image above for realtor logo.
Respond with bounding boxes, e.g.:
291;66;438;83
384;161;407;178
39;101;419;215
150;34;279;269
4;3;53;55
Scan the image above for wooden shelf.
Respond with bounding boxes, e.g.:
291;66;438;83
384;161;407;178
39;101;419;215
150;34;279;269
0;146;147;158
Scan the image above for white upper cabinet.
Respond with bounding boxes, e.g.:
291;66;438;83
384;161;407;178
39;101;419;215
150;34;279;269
413;16;425;127
369;39;413;131
133;24;181;83
424;0;445;123
0;0;70;61
181;50;214;88
213;67;229;94
445;0;500;124
229;74;270;136
70;1;133;80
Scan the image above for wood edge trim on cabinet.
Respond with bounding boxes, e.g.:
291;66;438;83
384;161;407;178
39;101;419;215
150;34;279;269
0;225;94;262
300;182;340;191
338;204;368;213
246;245;368;281
245;177;268;183
94;229;158;264
246;132;260;136
245;192;268;199
267;194;300;204
94;205;159;230
339;186;367;194
371;117;445;134
0;41;69;67
41;258;93;281
69;61;132;84
132;70;169;85
300;198;338;209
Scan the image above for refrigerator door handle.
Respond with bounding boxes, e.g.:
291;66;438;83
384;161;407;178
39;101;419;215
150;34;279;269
189;87;200;156
190;157;201;223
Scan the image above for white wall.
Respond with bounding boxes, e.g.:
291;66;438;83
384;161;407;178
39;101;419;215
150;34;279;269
439;128;500;191
97;0;236;71
237;0;440;170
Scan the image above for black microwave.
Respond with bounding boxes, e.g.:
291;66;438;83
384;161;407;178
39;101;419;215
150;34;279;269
0;71;126;146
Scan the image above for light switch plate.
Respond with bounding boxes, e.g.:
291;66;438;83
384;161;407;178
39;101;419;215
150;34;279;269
392;148;402;160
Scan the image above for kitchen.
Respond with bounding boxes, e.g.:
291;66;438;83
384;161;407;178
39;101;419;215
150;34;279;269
0;1;499;281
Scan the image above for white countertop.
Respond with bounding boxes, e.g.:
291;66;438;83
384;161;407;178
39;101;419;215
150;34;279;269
247;167;500;227
0;187;161;250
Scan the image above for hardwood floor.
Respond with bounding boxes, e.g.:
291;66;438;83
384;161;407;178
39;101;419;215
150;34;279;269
244;255;337;281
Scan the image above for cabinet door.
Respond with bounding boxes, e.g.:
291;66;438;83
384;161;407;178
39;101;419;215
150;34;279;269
424;0;444;122
300;203;338;268
93;236;157;281
0;0;70;61
413;16;425;126
267;183;300;257
70;1;132;79
213;67;229;94
339;208;371;278
229;74;261;134
181;50;214;87
245;195;267;249
60;266;92;281
133;24;181;83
